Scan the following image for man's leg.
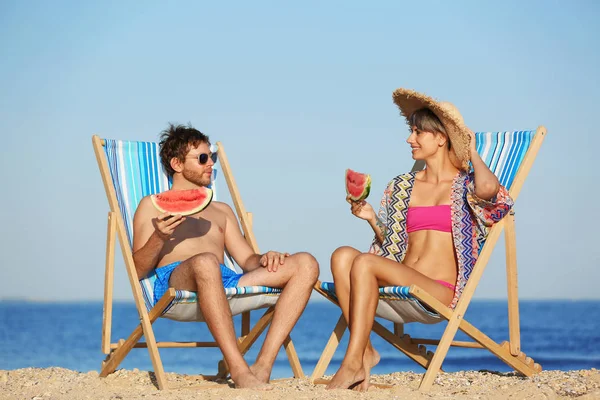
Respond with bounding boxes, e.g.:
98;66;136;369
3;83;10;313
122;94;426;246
168;252;270;390
236;252;319;382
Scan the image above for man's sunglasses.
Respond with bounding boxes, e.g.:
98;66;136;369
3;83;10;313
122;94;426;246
197;152;218;165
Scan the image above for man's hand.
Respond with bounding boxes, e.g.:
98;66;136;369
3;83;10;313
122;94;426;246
347;196;376;221
260;251;291;272
153;212;185;241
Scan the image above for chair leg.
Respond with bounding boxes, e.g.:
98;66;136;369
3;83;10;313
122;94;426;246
101;212;116;355
418;314;461;391
241;311;250;336
310;314;347;382
457;317;541;375
100;290;175;390
505;211;521;356
238;306;276;355
372;321;434;370
283;335;305;378
394;323;404;337
419;316;541;391
412;286;541;392
144;320;168;390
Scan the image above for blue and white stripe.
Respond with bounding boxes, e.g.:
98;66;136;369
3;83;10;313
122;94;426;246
321;282;413;299
475;131;534;191
319;282;439;319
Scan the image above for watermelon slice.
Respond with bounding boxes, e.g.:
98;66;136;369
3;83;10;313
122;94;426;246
345;169;371;201
150;188;213;216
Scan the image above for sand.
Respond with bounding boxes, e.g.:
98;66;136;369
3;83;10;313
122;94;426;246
1;368;599;400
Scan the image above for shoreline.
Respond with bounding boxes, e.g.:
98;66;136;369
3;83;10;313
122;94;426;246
2;368;599;399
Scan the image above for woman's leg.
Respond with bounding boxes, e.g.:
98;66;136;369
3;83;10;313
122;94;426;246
330;247;381;391
330;246;359;329
327;253;454;390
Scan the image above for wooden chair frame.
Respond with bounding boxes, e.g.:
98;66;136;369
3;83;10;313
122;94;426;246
310;126;547;391
92;136;304;390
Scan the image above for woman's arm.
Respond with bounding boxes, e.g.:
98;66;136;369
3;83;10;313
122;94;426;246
464;129;514;233
468;129;500;201
348;190;387;244
367;214;386;244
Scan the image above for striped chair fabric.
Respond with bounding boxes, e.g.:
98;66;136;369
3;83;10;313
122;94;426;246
475;131;534;190
320;130;536;322
103;139;281;316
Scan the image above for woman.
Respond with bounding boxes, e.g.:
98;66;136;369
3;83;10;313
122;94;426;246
326;88;514;391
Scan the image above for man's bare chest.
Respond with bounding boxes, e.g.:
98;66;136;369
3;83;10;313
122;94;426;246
175;212;225;242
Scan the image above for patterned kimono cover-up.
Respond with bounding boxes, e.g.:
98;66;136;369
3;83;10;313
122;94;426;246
369;171;514;309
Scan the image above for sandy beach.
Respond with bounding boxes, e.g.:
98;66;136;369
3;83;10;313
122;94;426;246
1;368;599;400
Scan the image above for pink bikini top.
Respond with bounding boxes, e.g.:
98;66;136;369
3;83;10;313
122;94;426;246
406;205;452;233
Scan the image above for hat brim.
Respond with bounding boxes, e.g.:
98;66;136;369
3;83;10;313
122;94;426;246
392;88;471;171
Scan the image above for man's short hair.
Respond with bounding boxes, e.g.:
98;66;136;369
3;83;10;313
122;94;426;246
159;123;210;176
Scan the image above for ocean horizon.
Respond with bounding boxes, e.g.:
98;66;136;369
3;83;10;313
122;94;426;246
1;299;599;379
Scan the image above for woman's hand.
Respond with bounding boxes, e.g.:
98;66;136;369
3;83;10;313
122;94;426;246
467;127;477;160
467;127;501;200
347;196;376;221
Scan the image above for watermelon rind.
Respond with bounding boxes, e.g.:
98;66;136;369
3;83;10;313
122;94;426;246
345;169;371;202
150;188;214;216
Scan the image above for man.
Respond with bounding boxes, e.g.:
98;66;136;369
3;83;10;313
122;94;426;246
132;123;319;390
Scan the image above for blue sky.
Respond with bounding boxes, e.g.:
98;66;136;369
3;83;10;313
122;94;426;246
1;0;599;301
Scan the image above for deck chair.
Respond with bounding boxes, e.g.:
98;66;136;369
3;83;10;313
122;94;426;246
311;127;547;391
92;135;304;390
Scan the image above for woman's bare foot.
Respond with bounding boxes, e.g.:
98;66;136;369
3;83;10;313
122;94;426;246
354;347;380;392
325;362;365;390
249;363;271;384
232;370;272;390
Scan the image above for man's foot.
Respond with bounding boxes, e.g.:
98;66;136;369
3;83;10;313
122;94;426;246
325;363;365;390
249;363;272;384
354;347;380;392
232;371;273;390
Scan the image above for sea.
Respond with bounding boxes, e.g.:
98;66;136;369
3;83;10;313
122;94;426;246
1;300;599;379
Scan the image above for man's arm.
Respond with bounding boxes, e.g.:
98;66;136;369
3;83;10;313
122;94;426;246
217;203;263;272
132;197;185;279
218;203;289;273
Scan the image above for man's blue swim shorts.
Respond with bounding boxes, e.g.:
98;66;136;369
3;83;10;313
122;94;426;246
151;261;244;306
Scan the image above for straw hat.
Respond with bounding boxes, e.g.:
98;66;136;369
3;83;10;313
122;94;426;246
392;88;472;171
